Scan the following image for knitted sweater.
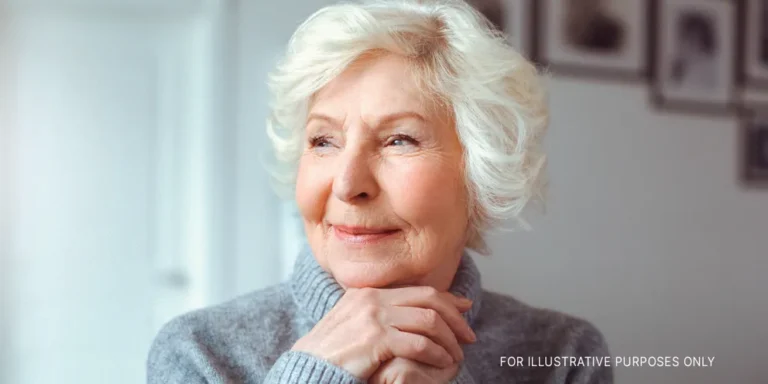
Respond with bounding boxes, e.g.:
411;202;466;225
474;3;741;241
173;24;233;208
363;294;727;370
147;247;613;383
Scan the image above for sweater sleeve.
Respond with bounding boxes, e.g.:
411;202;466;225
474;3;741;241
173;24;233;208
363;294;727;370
146;316;365;384
263;351;365;383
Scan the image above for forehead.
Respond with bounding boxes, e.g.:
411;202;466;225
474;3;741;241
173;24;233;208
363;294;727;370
310;54;434;117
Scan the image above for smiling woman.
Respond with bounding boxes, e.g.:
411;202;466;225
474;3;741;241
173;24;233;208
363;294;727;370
296;54;469;292
146;1;613;383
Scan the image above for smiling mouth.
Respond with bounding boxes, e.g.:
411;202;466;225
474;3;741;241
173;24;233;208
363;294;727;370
331;225;401;244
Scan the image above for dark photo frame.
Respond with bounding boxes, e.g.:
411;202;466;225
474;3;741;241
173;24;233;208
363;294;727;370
650;0;739;115
739;107;768;188
466;0;534;58
533;0;651;81
738;0;768;89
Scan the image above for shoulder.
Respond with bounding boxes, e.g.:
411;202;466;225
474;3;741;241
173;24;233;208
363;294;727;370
147;282;300;382
477;290;610;356
152;281;296;344
470;290;613;383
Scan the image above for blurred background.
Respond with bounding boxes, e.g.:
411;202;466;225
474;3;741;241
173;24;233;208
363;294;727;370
1;0;767;383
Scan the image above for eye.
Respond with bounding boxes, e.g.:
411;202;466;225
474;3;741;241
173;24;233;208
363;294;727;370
387;134;418;147
309;135;333;148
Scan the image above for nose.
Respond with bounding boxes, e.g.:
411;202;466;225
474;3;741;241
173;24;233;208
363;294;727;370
332;145;380;203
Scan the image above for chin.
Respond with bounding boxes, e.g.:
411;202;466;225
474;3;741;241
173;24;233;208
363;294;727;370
328;257;413;289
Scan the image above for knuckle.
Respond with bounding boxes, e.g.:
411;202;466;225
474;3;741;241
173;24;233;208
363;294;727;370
421;308;439;328
411;335;429;353
362;326;386;344
420;286;439;298
359;302;381;320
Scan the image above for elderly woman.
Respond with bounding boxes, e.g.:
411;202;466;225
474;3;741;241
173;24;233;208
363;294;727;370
147;0;612;383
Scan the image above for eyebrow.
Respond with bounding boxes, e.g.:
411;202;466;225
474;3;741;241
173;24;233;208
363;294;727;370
306;111;427;128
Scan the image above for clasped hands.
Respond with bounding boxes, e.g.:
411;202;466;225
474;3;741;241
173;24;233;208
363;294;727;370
291;286;476;384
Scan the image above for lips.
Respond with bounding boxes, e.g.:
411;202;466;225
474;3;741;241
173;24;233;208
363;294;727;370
332;225;400;244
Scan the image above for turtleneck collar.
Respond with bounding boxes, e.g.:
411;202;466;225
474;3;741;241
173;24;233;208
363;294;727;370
289;245;484;327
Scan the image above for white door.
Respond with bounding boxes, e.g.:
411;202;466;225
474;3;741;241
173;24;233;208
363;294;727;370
0;1;234;382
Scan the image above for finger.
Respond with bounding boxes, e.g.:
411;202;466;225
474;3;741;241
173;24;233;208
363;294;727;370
387;306;464;362
401;368;435;384
448;294;474;313
386;329;454;369
419;361;460;384
378;286;471;311
382;286;477;343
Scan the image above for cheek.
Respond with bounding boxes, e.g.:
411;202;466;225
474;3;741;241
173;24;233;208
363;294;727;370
384;156;467;229
295;156;331;224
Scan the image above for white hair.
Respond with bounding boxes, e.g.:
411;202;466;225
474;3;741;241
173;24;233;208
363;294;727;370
266;0;549;254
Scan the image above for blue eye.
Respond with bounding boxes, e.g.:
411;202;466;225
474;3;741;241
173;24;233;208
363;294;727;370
388;135;417;147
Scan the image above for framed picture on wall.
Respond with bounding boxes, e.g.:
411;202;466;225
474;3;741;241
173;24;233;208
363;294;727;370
533;0;650;81
740;108;768;188
650;0;738;114
739;0;768;88
466;0;533;58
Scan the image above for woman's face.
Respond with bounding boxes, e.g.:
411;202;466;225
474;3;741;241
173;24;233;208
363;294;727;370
296;54;469;291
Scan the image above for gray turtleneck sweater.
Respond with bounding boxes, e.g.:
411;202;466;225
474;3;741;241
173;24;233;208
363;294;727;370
147;248;613;383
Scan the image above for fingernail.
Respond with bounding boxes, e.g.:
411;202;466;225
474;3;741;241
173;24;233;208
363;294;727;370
468;329;477;342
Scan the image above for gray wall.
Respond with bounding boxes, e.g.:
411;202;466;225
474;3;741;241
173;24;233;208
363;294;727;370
477;78;768;383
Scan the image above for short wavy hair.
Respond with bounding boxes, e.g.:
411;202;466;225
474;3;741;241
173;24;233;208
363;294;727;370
266;0;548;254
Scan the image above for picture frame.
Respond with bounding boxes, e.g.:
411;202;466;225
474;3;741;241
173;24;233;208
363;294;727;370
466;0;534;58
650;0;739;115
738;0;768;89
533;0;651;81
740;107;768;188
